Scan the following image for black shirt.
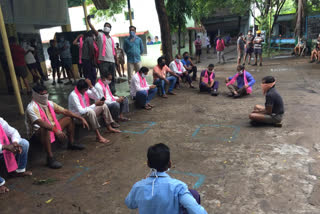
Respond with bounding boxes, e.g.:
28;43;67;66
265;87;284;115
47;47;60;63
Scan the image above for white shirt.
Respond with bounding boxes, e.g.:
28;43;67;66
130;72;150;97
0;117;21;153
206;37;210;46
25;100;65;138
169;60;186;74
97;32;115;63
68;88;98;115
94;81;119;104
23;45;36;64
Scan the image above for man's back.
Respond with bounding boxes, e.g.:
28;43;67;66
125;172;207;214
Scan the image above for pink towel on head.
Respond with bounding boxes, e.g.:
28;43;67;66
74;87;90;108
202;70;213;84
226;70;252;94
98;79;116;101
35;101;62;143
0;124;18;172
102;34;116;57
79;36;83;64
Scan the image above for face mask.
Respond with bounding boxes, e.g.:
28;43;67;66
160;62;166;67
104;27;111;33
60;38;65;42
104;80;111;85
175;59;180;63
184;56;189;60
130;31;136;37
248;32;252;35
238;70;243;75
142;74;146;78
32;90;49;106
208;69;213;72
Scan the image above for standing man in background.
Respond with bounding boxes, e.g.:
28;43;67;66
253;30;264;66
115;43;125;77
237;33;245;65
87;16;117;94
47;40;62;85
244;30;255;65
216;36;226;64
194;35;202;63
124;26;144;83
57;36;76;85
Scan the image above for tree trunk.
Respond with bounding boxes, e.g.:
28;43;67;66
295;0;305;37
155;0;173;64
178;23;181;55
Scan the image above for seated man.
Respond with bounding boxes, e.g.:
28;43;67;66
68;79;120;145
249;76;284;127
181;52;197;81
226;65;255;98
294;37;306;56
199;64;219;96
125;143;208;214
153;56;181;98
0;117;32;194
310;34;320;63
130;67;157;110
25;85;89;169
169;54;194;88
94;73;130;123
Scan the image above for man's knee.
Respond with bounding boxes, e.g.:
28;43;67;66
249;113;255;120
19;139;30;151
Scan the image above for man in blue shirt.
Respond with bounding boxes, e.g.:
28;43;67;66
124;26;144;83
57;36;76;85
181;52;198;81
125;143;208;214
226;65;255;98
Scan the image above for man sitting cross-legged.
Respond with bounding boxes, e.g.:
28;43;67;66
153;56;181;98
199;64;219;96
130;67;157;110
125;143;208;214
94;73;130;123
0;117;32;194
249;76;284;127
226;65;255;98
169;54;194;89
68;79;121;145
25;85;89;169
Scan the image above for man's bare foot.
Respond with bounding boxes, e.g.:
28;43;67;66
189;84;195;88
147;103;155;108
161;94;168;98
9;171;33;177
0;186;9;194
143;105;152;110
167;92;176;95
119;117;130;121
107;127;122;133
96;137;111;144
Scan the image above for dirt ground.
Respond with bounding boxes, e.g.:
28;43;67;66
1;50;320;214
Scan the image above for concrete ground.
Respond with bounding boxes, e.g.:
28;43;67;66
1;47;320;214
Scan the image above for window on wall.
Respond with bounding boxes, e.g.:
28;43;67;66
125;11;134;20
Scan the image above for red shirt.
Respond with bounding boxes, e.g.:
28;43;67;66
10;44;26;66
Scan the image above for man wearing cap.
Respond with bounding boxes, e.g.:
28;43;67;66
253;30;264;66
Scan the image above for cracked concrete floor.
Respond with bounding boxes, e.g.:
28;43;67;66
1;56;320;214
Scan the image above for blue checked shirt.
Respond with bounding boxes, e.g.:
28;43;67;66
123;36;144;63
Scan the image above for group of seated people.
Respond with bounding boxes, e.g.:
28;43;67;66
1;53;284;213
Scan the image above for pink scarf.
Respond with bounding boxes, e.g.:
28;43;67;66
102;34;116;57
0;124;18;172
226;70;252;94
35;102;62;143
79;36;83;64
74;87;90;108
175;61;182;72
202;70;214;84
93;41;100;64
98;79;115;101
138;72;147;88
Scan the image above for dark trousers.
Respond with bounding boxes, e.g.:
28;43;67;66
36;61;46;79
227;84;247;97
187;66;197;81
83;59;97;85
176;73;192;85
199;81;219;93
99;61;116;94
78;63;84;78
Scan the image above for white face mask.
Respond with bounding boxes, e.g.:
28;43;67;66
32;90;49;106
104;27;111;33
142;74;146;78
175;59;180;63
104;80;111;85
